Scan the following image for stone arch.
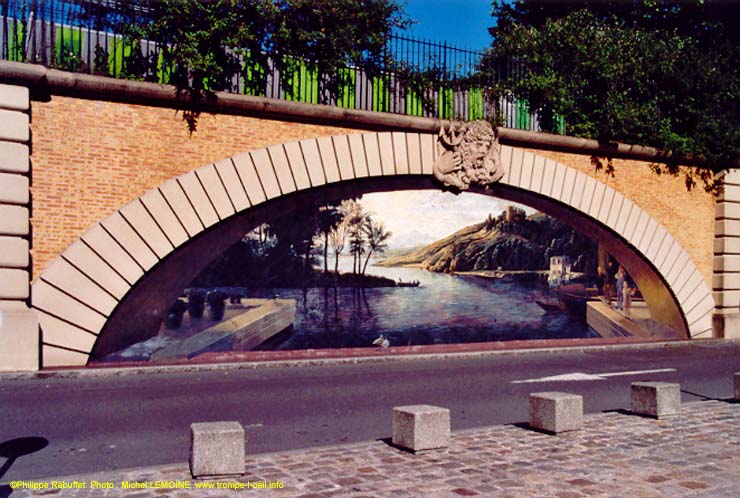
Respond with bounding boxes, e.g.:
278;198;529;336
31;132;714;367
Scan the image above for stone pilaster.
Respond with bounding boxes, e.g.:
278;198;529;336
0;83;38;371
713;170;740;338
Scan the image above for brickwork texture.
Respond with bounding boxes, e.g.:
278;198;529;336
30;96;367;279
30;97;714;288
26;96;720;365
532;150;714;289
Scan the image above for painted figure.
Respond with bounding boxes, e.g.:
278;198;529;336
616;265;626;310
605;260;616;303
623;281;633;319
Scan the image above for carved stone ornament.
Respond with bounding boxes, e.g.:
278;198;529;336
433;120;505;191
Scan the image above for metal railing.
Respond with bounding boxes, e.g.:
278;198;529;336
0;0;561;131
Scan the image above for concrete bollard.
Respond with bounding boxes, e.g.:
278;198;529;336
190;421;245;478
392;405;450;452
735;372;739;401
529;392;583;434
630;382;681;419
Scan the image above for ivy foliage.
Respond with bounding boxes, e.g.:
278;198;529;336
484;0;740;193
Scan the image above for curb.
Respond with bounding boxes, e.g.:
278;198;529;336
1;338;736;381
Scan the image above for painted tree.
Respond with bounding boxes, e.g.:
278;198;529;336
329;221;347;275
247;223;274;256
266;206;319;281
340;200;368;275
361;218;392;275
484;0;740;192
350;236;365;275
316;204;344;274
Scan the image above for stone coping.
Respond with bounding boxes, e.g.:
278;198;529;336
0;60;710;166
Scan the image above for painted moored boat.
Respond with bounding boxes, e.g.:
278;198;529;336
557;284;600;317
536;299;562;313
397;279;421;287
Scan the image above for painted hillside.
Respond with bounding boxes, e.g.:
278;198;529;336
378;208;598;274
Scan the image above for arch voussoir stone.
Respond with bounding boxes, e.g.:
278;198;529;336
196;164;236;220
32;132;714;367
266;144;298;194
541;158;558;198
346;134;370;178
519;152;536;191
63;239;130;299
119;201;173;259
529;155;544;192
550;162;567;200
332;135;355;180
213;158;250;212
41;258;118;316
281;141;313;189
605;191;625;229
654;232;674;263
419;134;436;175
79;224;144;284
33;279;106;335
592;183;608;219
596;186;614;224
377;133;395;176
158;179;205;238
230;152;267;205
687;294;715;330
140;189;190;248
250;148;283;198
38;309;98;350
405;133;422;175
99;212;158;270
391;132;409;175
316;136;342;183
42;343;90;366
297;139;327;186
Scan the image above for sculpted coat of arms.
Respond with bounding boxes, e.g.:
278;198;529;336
433;120;505;191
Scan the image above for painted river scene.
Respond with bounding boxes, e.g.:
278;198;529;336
101;189;651;363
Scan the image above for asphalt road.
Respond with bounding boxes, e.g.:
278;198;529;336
1;342;739;481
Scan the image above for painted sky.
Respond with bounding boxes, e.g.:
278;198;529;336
360;190;535;250
401;0;494;50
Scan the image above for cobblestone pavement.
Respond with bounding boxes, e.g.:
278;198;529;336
4;400;739;498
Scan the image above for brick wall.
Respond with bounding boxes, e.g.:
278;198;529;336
30;96;715;287
30;96;368;278
529;150;714;288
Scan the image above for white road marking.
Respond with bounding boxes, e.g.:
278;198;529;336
511;368;676;384
512;373;605;383
598;368;676;377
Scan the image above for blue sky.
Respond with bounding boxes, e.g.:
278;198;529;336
360;3;526;250
401;0;495;51
365;2;515;249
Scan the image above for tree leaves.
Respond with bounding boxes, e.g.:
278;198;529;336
111;0;407;131
485;0;740;193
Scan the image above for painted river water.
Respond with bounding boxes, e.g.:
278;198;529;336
240;256;597;350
